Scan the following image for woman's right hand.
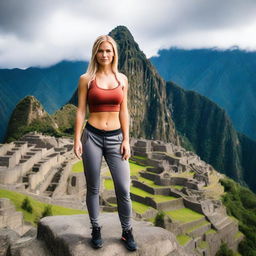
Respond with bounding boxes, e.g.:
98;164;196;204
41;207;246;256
74;140;83;160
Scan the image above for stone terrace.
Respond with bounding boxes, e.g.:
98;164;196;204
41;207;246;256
102;138;244;256
0;132;244;256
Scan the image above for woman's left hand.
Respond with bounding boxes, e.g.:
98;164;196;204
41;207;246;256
120;139;131;160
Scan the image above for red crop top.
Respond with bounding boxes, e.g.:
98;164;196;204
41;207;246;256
87;74;124;112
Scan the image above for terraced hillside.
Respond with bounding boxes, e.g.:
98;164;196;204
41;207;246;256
100;139;243;256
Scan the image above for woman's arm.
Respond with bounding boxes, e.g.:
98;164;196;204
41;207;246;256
119;74;131;160
74;74;88;158
119;74;130;141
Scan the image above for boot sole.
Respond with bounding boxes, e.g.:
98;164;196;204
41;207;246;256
121;238;137;251
91;241;103;249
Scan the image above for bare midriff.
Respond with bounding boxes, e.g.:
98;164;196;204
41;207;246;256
87;112;121;131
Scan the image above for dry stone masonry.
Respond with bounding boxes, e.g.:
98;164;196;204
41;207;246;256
0;132;244;255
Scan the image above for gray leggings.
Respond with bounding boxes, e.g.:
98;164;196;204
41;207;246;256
81;121;132;231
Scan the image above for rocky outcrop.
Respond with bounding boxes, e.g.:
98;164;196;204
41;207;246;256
5;96;77;143
1;212;188;256
5;96;58;142
69;26;179;145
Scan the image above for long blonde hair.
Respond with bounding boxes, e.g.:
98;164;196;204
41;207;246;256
85;35;119;88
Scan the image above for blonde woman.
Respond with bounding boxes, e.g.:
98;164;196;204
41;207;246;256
73;35;137;251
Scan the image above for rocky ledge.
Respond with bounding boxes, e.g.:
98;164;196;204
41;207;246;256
36;212;188;256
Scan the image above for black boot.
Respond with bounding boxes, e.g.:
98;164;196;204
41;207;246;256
121;227;137;251
90;226;103;249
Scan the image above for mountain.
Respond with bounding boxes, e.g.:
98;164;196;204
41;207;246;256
150;48;256;141
5;95;76;142
3;25;256;193
166;81;256;192
69;25;179;144
0;61;87;142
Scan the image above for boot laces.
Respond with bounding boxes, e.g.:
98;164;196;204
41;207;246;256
90;226;101;239
123;228;134;241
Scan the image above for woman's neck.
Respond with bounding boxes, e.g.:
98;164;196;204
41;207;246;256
97;65;113;75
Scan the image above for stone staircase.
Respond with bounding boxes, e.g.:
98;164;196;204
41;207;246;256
44;161;68;197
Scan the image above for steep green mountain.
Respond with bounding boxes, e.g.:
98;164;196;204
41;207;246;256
220;178;256;255
0;61;87;142
150;48;256;141
166;81;256;192
69;25;179;144
3;25;256;194
5;96;76;142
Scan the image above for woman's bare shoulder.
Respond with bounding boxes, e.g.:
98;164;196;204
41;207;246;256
79;73;91;89
117;72;128;86
79;73;90;83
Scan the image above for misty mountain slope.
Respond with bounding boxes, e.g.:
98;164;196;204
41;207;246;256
151;48;256;140
0;61;87;142
166;80;256;191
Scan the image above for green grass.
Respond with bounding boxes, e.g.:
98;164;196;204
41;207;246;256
133;155;148;160
145;217;155;224
104;159;150;177
235;231;243;239
198;241;208;249
132;201;151;214
108;203;117;207
171;185;184;190
72;158;152;177
205;228;217;235
72;160;84;173
165;208;204;223
185;220;209;233
0;189;87;226
138;176;168;188
130;186;177;202
176;234;191;246
104;179;114;190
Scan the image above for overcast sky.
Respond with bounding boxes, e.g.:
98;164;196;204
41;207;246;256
0;0;256;69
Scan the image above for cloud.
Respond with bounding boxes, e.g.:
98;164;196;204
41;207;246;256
0;0;256;68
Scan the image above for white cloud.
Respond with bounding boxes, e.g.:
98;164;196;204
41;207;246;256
0;0;256;68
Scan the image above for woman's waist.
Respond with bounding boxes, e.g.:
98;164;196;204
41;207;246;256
86;115;121;131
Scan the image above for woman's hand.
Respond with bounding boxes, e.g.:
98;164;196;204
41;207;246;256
74;140;83;160
120;139;131;160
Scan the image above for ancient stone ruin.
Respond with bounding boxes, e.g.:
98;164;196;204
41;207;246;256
0;132;244;255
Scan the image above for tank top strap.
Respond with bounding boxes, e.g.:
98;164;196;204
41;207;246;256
88;77;95;90
114;72;125;89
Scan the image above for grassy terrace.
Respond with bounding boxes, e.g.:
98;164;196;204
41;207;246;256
185;220;210;233
176;234;191;246
132;201;151;214
0;189;87;226
205;228;217;235
130;186;177;202
138;176;168;187
72;160;84;173
165;208;204;223
198;241;208;249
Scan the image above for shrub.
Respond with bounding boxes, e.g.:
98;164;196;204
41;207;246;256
154;211;165;228
21;197;33;213
41;204;53;218
216;242;235;256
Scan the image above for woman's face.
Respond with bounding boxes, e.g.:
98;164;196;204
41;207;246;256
96;41;114;66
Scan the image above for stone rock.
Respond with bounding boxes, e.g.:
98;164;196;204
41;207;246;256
0;227;20;256
37;212;188;256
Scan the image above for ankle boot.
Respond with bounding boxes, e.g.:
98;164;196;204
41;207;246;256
121;227;137;251
90;226;103;248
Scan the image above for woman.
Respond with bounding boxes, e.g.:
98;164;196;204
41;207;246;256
73;35;137;251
